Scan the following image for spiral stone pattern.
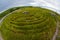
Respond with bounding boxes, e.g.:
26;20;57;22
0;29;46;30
0;7;57;40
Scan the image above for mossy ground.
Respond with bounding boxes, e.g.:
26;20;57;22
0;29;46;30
0;6;60;40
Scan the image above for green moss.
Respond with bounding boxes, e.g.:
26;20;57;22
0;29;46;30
0;6;59;40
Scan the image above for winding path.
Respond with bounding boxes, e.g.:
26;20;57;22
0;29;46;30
52;21;59;40
0;9;21;40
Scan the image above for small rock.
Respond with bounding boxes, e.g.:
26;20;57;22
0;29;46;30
23;11;29;14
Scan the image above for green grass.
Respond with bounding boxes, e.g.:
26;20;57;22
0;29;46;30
0;6;33;20
0;6;59;40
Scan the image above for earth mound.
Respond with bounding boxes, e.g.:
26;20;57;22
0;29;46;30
0;6;59;40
